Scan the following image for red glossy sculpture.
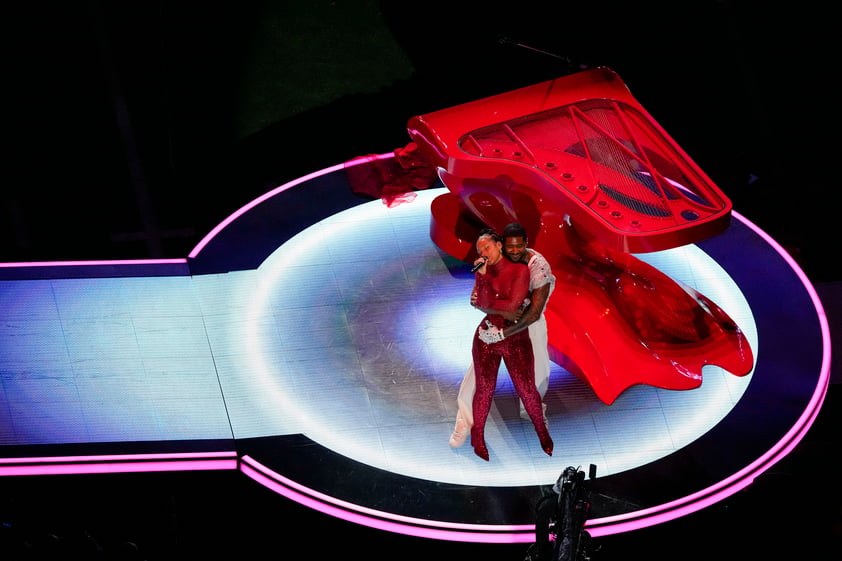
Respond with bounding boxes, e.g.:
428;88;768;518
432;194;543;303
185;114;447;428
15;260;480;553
406;66;754;404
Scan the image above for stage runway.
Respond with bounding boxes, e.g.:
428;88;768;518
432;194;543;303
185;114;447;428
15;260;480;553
0;156;831;546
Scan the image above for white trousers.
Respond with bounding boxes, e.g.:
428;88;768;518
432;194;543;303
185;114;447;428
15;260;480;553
456;315;550;427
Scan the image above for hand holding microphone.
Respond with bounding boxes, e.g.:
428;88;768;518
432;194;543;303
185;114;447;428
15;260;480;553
471;256;488;273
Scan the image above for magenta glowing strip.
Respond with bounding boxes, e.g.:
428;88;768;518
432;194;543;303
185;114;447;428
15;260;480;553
0;258;188;268
0;159;827;543
0;451;239;477
239;455;529;543
1;459;239;476
236;202;830;542
240;455;524;532
587;383;829;536
582;209;832;537
188;153;395;259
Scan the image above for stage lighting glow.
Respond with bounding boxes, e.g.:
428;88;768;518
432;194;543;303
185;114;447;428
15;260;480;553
0;156;828;543
242;187;757;486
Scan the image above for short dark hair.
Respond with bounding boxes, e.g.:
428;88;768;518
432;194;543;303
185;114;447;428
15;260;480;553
503;222;528;240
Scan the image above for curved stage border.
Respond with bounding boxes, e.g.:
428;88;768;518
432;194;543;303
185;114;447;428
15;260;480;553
0;154;831;544
189;155;830;541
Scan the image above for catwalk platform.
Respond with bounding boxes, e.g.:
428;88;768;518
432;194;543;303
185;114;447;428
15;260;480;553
0;156;832;550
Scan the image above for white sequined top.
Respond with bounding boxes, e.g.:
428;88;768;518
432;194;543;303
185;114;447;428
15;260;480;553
526;249;555;296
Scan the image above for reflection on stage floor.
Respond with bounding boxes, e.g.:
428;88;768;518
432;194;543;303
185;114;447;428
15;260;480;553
0;159;831;546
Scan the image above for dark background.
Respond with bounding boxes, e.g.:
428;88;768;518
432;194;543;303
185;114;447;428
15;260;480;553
2;1;839;559
3;0;837;282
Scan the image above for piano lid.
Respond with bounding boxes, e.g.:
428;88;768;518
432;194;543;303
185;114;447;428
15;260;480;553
407;67;732;253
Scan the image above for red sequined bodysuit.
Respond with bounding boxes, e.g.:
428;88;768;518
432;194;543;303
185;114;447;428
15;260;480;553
471;257;553;460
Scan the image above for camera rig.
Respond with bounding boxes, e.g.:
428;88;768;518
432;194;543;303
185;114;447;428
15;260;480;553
526;464;597;561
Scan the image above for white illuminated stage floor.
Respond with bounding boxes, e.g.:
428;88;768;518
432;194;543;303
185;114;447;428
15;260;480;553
0;159;831;546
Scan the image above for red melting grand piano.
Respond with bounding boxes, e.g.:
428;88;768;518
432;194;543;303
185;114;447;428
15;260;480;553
407;67;754;404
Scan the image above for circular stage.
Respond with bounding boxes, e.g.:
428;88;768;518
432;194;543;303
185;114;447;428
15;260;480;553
189;156;831;542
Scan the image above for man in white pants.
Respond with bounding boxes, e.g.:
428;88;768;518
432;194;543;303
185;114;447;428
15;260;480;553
450;222;555;447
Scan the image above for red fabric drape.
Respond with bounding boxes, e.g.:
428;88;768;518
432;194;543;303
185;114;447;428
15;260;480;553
345;142;437;207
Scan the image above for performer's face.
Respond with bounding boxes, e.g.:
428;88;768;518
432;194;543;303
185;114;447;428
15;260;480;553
476;237;503;264
503;236;528;263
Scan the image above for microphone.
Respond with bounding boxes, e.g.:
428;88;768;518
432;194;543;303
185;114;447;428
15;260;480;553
471;257;488;273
